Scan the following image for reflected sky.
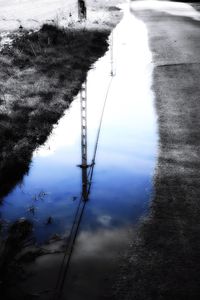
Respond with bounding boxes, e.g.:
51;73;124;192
0;4;158;299
0;4;157;247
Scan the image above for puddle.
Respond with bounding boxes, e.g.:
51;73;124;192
0;5;157;300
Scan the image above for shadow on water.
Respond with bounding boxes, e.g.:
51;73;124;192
0;5;157;300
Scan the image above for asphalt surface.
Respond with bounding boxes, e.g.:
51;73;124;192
131;1;200;181
114;2;200;300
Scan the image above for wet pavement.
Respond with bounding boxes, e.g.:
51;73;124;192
112;2;200;300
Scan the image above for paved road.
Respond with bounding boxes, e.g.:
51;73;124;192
115;2;200;300
131;1;200;63
132;1;200;173
130;1;200;186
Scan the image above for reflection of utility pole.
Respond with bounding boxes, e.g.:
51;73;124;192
110;32;114;76
79;81;89;201
78;30;114;201
78;0;87;21
53;29;116;300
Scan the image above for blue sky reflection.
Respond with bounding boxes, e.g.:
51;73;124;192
1;6;157;245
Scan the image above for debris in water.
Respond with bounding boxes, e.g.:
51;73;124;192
45;217;53;225
27;205;36;215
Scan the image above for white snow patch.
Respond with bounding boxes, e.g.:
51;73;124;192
0;32;14;51
0;0;78;32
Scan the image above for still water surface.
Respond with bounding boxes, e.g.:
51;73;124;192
1;6;157;299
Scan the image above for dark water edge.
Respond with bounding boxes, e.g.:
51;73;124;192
0;25;111;202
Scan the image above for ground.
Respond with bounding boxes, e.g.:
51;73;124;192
113;2;200;299
2;0;200;299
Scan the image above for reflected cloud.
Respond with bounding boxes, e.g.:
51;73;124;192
97;215;112;227
58;226;133;299
12;226;133;300
73;226;131;259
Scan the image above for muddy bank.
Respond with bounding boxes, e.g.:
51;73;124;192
0;15;123;201
0;218;68;300
113;6;200;300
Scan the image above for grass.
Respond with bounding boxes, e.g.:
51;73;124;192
0;24;112;201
